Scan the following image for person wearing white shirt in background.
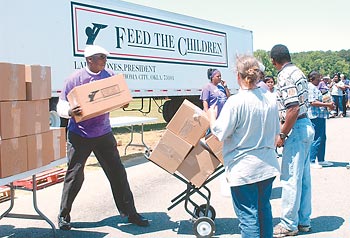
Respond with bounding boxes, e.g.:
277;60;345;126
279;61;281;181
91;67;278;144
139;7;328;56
307;70;335;169
329;73;345;117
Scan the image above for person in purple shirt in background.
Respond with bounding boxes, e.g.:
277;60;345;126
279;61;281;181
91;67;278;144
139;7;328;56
318;75;330;94
200;68;230;117
56;45;149;230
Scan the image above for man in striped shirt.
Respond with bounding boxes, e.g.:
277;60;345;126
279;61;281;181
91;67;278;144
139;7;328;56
271;44;315;237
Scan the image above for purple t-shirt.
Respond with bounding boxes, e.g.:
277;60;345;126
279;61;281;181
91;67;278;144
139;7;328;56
60;68;115;138
257;80;269;91
200;83;227;117
318;80;329;94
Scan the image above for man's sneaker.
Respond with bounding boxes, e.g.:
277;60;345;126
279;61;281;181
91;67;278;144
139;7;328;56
298;224;311;232
58;215;71;230
273;224;298;237
318;161;333;167
128;213;149;227
311;163;323;169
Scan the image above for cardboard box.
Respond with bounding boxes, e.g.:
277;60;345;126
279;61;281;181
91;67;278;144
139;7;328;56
25;100;50;135
204;134;224;164
25;65;52;100
0;101;27;139
51;127;67;161
177;143;221;188
0;100;50;140
0;136;28;178
67;74;132;122
166;99;209;146
0;62;26;101
27;131;53;170
148;129;192;174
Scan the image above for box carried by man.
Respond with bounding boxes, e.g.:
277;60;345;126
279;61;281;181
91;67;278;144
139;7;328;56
67;74;132;122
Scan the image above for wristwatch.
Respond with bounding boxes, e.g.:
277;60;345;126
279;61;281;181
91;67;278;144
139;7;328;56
279;132;288;140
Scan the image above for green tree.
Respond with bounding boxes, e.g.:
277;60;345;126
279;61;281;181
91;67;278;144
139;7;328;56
254;49;350;78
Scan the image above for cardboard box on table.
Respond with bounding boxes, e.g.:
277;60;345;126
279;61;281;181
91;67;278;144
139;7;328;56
0;100;49;140
148;129;192;174
177;143;221;188
0;62;26;101
0;101;28;140
51;127;67;161
25;65;52;100
27;131;53;170
166;99;210;146
67;74;132;122
26;100;50;136
27;128;67;170
0;136;28;178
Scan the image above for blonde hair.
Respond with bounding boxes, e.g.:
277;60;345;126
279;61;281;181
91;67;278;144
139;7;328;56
236;55;260;87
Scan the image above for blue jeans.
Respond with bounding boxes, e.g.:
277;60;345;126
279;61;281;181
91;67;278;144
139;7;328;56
310;117;326;163
230;177;275;238
331;95;343;115
279;118;315;231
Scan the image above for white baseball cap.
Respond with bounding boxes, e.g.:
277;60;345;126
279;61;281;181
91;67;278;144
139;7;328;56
258;62;265;73
84;45;109;57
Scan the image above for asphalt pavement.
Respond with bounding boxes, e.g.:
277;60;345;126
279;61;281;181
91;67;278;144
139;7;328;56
0;117;350;238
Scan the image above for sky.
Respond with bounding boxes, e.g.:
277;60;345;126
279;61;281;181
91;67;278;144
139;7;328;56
123;0;350;53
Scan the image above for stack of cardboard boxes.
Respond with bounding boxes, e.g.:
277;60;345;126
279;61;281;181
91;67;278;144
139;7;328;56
149;99;224;188
0;62;66;178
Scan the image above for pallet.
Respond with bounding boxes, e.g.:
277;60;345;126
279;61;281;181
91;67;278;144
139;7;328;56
13;168;66;190
0;186;11;203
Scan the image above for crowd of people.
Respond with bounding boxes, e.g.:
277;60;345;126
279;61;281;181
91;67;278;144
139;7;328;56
203;44;342;237
57;43;343;237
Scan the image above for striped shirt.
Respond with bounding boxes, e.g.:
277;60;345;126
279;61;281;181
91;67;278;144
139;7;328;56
275;63;309;122
308;82;329;119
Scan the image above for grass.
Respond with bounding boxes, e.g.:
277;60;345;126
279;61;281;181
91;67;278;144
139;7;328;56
110;98;167;123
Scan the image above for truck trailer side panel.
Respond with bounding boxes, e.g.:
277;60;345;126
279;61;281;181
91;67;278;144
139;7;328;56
1;0;253;98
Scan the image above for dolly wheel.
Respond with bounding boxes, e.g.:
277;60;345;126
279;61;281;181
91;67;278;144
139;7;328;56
193;217;215;238
194;204;216;220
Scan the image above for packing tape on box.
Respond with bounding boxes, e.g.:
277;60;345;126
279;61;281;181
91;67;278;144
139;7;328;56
40;66;47;81
178;120;196;137
34;122;41;134
11;137;20;150
53;133;61;160
11;102;21;137
10;64;19;98
37;135;43;164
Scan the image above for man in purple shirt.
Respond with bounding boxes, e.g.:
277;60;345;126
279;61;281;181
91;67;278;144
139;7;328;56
56;45;149;230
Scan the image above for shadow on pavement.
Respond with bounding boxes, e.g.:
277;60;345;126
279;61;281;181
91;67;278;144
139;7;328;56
308;216;345;233
86;154;149;170
72;212;178;236
273;216;344;235
329;161;349;168
0;224;108;238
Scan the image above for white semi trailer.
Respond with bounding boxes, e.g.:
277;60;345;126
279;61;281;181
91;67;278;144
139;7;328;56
1;0;253;123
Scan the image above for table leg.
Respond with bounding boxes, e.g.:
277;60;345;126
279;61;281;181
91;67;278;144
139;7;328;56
0;183;15;219
124;125;134;155
32;175;57;238
0;176;57;238
123;124;151;155
140;123;150;152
